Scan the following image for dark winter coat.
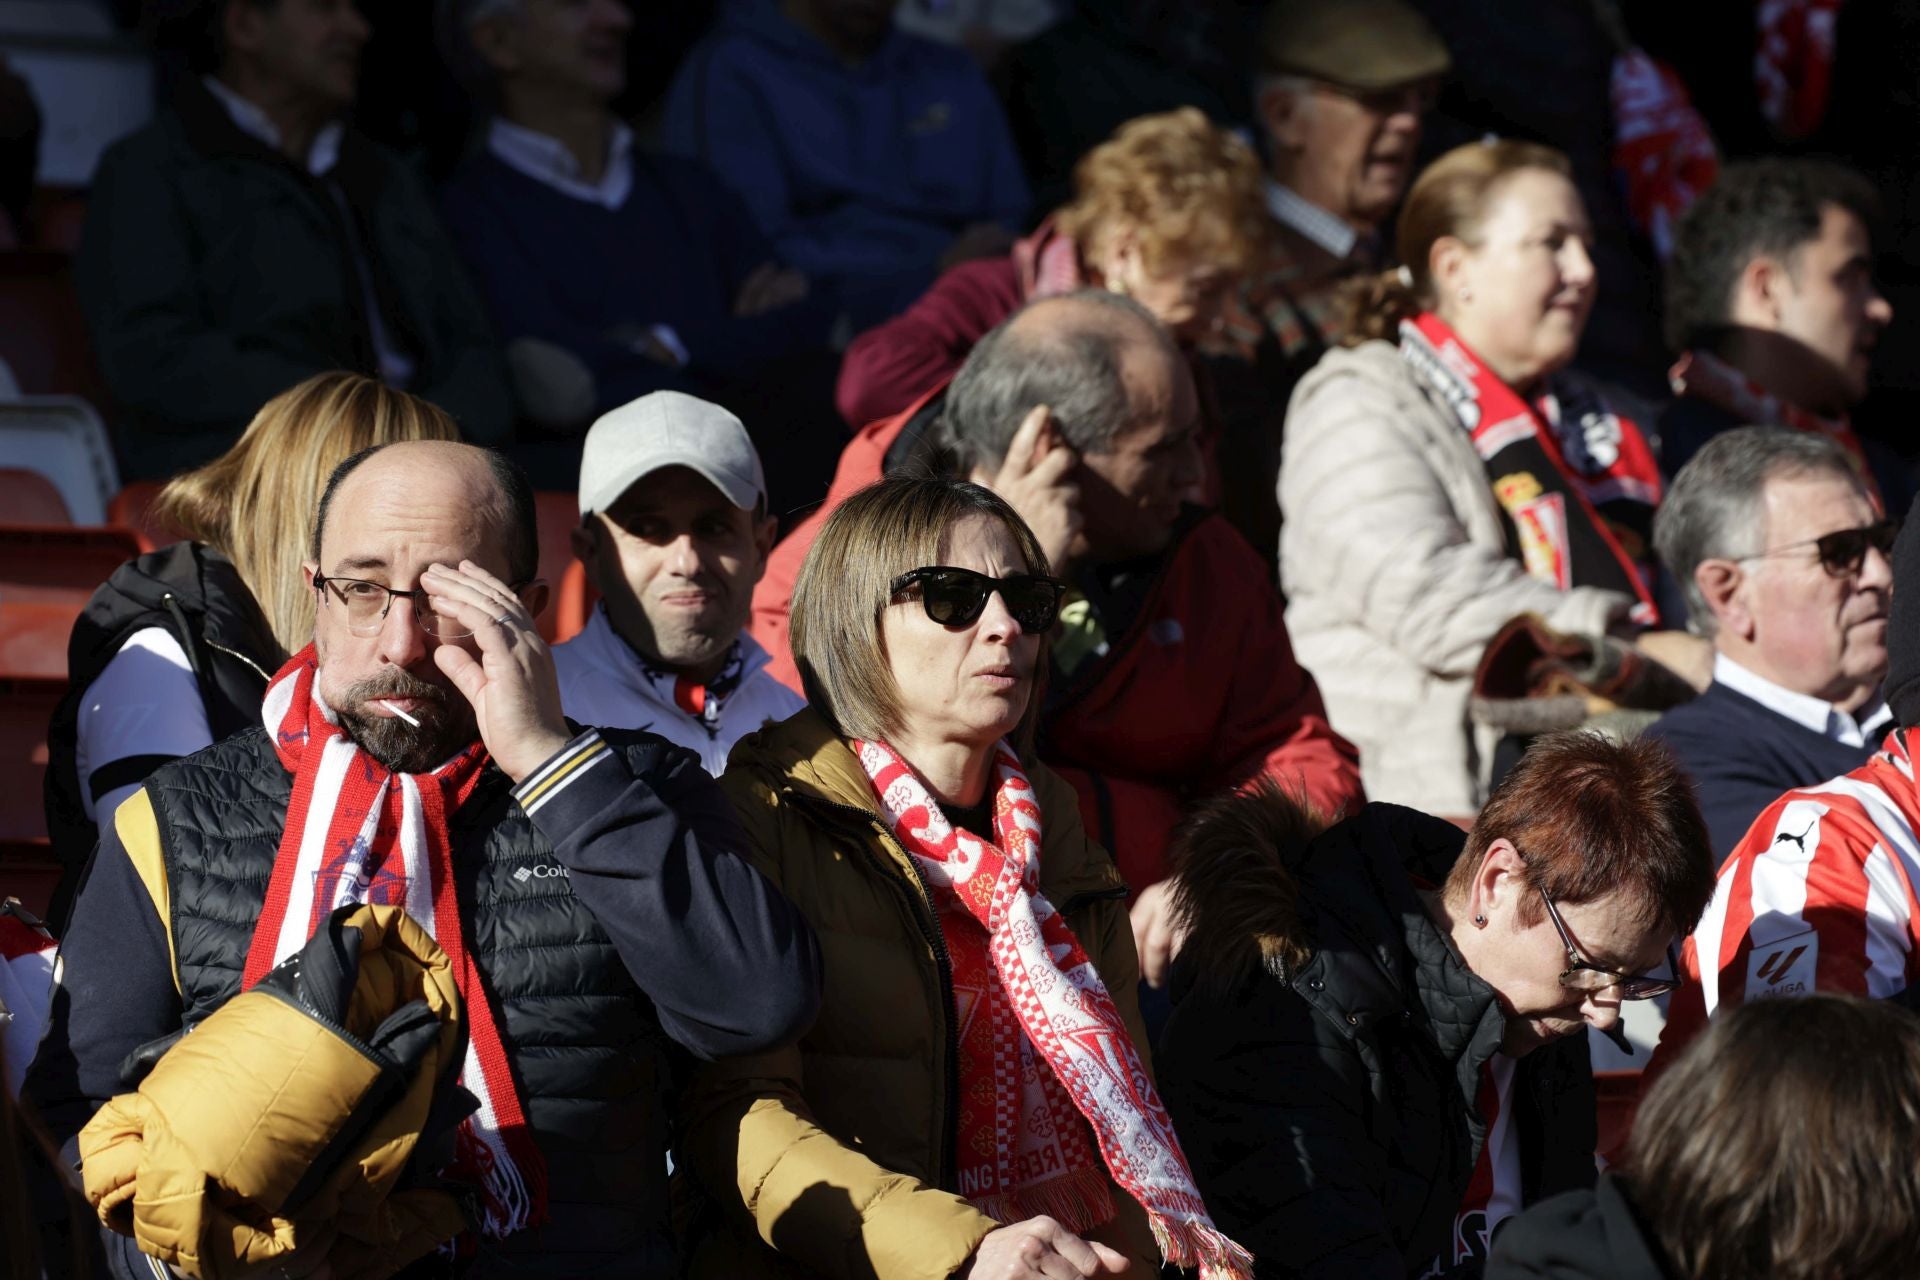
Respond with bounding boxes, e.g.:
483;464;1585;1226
1157;796;1598;1278
77;80;511;477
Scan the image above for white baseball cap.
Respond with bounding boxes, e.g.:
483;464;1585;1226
577;390;767;517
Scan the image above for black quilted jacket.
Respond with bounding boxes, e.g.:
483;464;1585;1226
1158;800;1596;1279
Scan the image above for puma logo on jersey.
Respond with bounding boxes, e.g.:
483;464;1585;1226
1772;821;1817;854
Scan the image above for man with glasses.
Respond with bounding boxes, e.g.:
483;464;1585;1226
1647;428;1894;859
27;440;819;1279
1202;0;1449;558
1646;492;1920;1088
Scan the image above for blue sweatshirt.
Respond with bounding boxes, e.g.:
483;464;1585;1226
1647;681;1880;860
439;147;836;416
664;0;1031;327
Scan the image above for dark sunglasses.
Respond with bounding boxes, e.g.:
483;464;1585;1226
1740;517;1899;579
1540;889;1680;1001
889;566;1066;633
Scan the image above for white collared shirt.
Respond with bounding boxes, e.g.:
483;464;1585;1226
487;116;635;211
1264;180;1359;260
202;75;342;175
202;76;416;390
1713;652;1891;749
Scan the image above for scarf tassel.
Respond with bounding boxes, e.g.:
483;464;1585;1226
972;1167;1116;1236
1151;1215;1258;1280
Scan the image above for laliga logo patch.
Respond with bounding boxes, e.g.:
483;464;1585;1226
1746;928;1816;999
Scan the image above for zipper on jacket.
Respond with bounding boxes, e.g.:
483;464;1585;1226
204;638;273;684
791;792;962;1191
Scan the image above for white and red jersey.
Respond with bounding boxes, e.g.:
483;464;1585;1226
1650;728;1920;1079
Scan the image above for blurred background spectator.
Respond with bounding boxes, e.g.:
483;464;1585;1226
75;0;509;479
435;0;843;513
664;0;1030;332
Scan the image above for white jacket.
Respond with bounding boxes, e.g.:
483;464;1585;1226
553;607;805;776
1278;341;1633;816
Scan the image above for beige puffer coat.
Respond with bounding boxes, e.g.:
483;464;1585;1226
1279;341;1634;816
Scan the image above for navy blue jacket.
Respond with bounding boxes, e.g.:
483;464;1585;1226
1647;680;1880;860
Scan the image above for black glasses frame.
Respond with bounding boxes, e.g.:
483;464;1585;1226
1739;517;1900;579
314;573;536;639
889;566;1067;633
1539;888;1680;1001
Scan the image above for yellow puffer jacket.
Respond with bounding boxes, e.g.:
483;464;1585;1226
682;710;1159;1280
79;903;469;1280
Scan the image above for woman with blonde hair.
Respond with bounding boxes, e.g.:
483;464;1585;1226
684;476;1251;1280
42;373;460;929
1278;139;1697;819
835;106;1267;428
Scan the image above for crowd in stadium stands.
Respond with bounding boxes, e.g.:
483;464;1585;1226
7;0;1920;1277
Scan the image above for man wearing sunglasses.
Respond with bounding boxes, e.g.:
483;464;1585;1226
1644;492;1920;1100
943;291;1365;994
1647;428;1893;859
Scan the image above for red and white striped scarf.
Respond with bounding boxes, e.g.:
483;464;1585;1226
1670;348;1880;504
243;645;546;1238
854;738;1254;1280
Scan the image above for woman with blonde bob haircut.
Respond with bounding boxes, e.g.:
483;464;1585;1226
42;373;460;929
836;106;1268;427
686;476;1252;1280
1279;139;1697;819
1491;993;1920;1278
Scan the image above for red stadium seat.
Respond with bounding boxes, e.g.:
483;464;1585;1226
553;558;600;645
107;479;177;553
0;524;141;608
1593;1068;1641;1159
0;839;60;919
0;600;79;680
0;467;71;524
533;490;581;643
0;250;107;405
0;676;64;842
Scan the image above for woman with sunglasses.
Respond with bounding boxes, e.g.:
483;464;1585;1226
1156;731;1717;1279
680;476;1252;1280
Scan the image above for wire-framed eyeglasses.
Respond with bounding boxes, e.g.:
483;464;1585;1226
313;573;536;639
1539;889;1681;1001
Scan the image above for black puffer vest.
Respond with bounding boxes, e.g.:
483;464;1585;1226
140;729;676;1278
43;542;282;932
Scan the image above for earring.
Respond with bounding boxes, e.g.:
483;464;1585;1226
1472;914;1487;928
1457;286;1473;304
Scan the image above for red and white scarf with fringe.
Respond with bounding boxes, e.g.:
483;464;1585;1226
242;645;547;1239
854;738;1254;1280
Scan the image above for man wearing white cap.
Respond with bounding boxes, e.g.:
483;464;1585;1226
554;391;803;774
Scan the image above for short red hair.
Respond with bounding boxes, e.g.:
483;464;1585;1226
1447;732;1716;937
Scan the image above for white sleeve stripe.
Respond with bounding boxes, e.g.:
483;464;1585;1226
1745;799;1827;941
1860;845;1913;998
1695;862;1738;1020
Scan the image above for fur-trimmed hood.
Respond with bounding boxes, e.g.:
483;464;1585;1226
1168;788;1475;998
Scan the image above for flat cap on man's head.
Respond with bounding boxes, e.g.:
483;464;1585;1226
1260;0;1452;91
578;390;767;517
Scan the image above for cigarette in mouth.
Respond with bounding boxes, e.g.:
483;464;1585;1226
377;699;421;726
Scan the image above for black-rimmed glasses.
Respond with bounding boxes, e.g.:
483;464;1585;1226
314;574;536;639
1738;518;1899;579
889;566;1066;633
1539;889;1680;1001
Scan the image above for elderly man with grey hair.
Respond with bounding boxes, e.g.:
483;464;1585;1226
942;291;1364;1002
1647;427;1895;857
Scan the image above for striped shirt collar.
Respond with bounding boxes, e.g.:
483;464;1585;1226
1714;652;1891;748
1264;180;1359;260
487;116;635;211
